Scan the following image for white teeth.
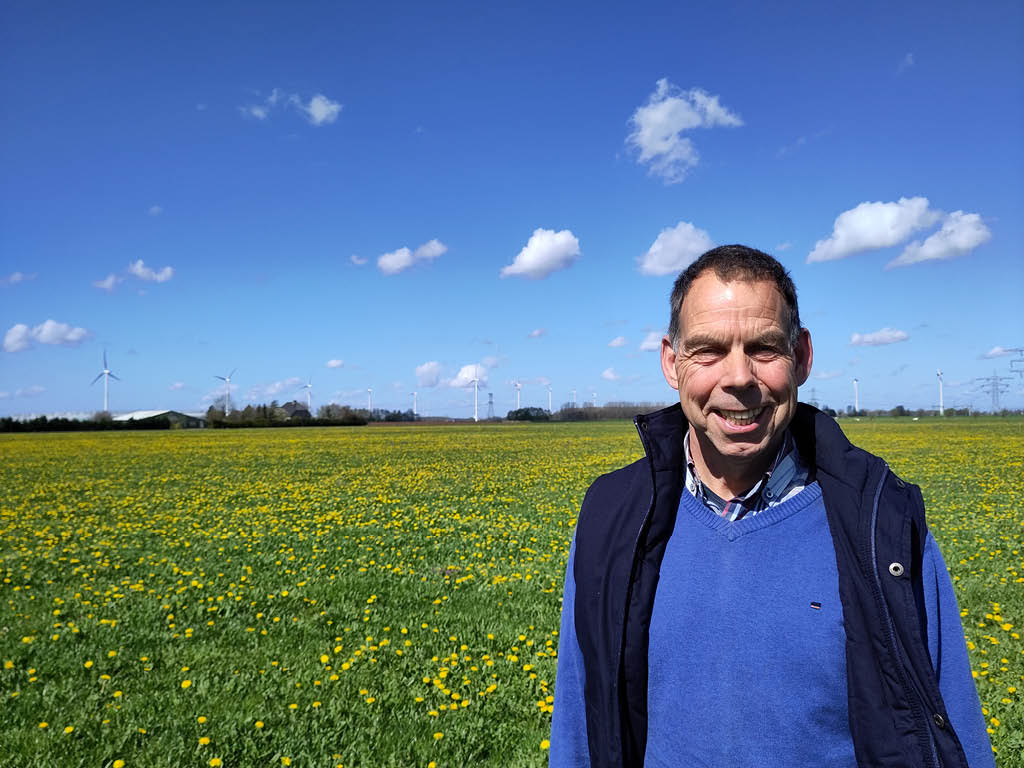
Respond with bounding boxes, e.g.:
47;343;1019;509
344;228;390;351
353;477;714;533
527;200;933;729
718;407;764;425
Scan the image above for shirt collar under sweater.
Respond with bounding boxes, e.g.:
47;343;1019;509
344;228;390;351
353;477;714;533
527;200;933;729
683;428;808;521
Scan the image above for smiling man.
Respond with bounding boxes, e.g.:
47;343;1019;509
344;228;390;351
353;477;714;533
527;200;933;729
550;245;993;767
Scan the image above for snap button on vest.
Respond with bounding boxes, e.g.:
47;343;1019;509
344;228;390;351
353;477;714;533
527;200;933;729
888;562;905;577
933;713;946;729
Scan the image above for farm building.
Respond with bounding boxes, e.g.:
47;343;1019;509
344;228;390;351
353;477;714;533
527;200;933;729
112;410;207;428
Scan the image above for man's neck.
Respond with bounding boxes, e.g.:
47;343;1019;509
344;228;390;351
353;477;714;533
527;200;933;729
686;431;782;499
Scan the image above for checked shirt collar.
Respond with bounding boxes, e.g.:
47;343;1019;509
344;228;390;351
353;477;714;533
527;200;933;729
683;428;807;522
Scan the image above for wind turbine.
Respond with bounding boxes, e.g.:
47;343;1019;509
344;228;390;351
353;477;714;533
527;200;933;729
299;377;313;410
591;390;597;407
571;388;577;407
514;380;522;410
214;369;236;415
852;378;859;414
90;349;121;412
367;388;373;411
471;368;480;422
546;384;552;412
411;391;418;417
936;370;944;416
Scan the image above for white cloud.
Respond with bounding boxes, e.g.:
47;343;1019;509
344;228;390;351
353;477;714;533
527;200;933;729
481;355;499;368
639;221;714;276
240;90;343;127
378;239;448;275
600;367;620;381
527;328;547;339
15;384;45;397
626;79;742;184
850;327;909;346
326;359;344;368
148;205;163;216
886;211;991;268
93;273;121;292
4;319;90;352
982;346;1015;359
897;52;915;73
807;197;940;263
350;254;367;266
501;228;580;280
813;370;843;380
169;381;185;390
775;241;792;252
608;336;627;348
415;361;442;388
297;93;342;126
1;271;36;286
266;377;303;397
639;331;663;352
128;259;174;283
448;364;487;388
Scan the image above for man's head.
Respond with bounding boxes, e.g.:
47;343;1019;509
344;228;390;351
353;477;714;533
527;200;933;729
660;245;812;490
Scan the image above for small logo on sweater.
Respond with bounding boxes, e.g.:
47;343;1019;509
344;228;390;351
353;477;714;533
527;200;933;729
810;601;822;610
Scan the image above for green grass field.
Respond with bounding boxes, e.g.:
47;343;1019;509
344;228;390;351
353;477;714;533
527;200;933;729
1;419;1021;767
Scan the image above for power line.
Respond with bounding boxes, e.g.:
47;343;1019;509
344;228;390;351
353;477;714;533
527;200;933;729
975;371;1011;412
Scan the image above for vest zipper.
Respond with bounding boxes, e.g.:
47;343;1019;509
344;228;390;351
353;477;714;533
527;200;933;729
868;463;942;768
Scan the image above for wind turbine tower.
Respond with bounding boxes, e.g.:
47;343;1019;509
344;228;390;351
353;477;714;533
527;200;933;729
936;370;944;416
214;368;236;415
487;392;495;420
514;380;522;410
546;384;552;413
411;391;417;417
592;391;597;407
471;370;480;422
367;388;373;411
300;378;313;410
852;378;859;414
91;350;121;412
571;388;577;407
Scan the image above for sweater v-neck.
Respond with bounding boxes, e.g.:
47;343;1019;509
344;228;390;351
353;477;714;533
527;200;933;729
677;480;823;541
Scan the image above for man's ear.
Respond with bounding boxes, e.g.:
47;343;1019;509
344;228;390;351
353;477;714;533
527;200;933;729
661;335;680;390
794;328;813;387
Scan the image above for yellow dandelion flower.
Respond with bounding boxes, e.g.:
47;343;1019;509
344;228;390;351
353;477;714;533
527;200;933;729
209;759;222;768
541;739;551;749
113;761;125;768
282;758;292;766
181;680;192;689
199;736;210;745
63;726;74;734
83;660;93;669
38;722;48;729
433;732;443;740
197;716;207;723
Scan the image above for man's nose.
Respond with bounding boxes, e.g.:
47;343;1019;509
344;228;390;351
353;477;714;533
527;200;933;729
720;349;757;389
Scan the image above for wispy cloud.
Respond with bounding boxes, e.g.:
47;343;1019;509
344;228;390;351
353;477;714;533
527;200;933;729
812;370;843;380
626;78;742;184
501;228;580;280
886;211;991;268
240;89;342;126
640;331;663;352
1;271;37;286
415;361;442;388
775;242;792;252
244;377;303;401
981;346;1017;359
897;52;915;74
15;384;45;397
601;367;620;381
148;204;163;216
93;273;121;292
608;336;627;348
128;259;174;283
527;328;547;339
850;327;909;346
169;381;185;390
350;254;367;266
639;220;714;276
776;127;830;159
378;239;448;275
326;359;344;368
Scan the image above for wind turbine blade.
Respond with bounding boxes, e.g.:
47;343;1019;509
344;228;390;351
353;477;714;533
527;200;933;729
103;349;108;368
91;373;104;385
229;368;237;379
215;376;226;382
109;373;122;382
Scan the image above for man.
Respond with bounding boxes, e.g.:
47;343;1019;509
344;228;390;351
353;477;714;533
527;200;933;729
550;245;993;767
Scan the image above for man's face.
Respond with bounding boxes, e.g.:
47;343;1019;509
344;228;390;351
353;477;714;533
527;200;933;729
661;272;812;473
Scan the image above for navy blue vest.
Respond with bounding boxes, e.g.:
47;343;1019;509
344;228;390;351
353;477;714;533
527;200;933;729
572;403;969;768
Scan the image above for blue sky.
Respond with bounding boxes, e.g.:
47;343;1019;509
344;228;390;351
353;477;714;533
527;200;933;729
2;0;1023;417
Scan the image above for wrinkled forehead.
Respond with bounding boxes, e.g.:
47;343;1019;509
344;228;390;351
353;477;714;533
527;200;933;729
679;275;790;330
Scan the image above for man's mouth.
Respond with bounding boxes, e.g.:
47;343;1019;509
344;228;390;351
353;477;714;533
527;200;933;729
714;407;766;426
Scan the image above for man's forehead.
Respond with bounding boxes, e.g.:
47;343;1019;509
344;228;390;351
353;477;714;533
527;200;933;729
680;274;786;317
